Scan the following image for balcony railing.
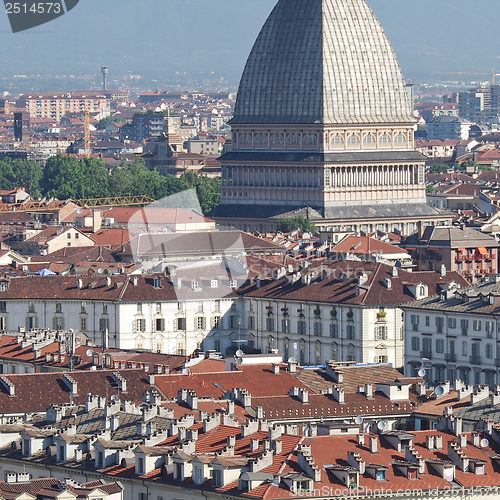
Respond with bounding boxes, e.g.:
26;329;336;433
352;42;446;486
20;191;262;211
444;353;456;362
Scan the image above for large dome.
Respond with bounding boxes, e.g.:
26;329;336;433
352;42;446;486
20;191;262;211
232;0;414;125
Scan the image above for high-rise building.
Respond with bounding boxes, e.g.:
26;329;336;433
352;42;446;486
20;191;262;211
215;0;451;234
13;112;30;144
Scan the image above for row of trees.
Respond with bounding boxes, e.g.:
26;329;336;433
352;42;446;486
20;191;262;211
0;156;221;215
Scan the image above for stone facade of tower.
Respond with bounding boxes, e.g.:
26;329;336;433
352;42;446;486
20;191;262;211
215;0;452;234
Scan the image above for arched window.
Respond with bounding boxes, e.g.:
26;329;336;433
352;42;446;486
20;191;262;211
347;343;355;362
254;133;267;145
331;134;344;147
363;133;376;145
395;133;406;144
239;133;252;146
268;336;275;352
303;134;317;146
287;133;300;146
347;134;361;145
271;133;284;145
379;133;391;144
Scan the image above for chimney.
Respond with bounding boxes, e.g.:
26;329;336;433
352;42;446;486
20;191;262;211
256;406;264;420
106;277;112;287
357;434;365;447
440;264;446;278
435;435;443;450
227;401;235;415
365;384;374;399
272;364;280;375
78;279;83;290
298;389;309;404
472;432;481;448
250;438;259;452
272;440;282;454
227;435;236;448
459;434;467;449
370;436;378;454
92;210;102;232
426;435;435;451
384;278;392;290
288;360;297;373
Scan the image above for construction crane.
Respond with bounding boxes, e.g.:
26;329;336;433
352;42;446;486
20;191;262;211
0;196;156;214
84;110;91;156
436;70;500;85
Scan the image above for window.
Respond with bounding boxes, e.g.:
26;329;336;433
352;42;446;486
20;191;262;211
80;317;87;331
436;339;444;354
376;355;388;364
411;337;420;351
330;323;338;338
0;282;8;292
347;344;355;362
448;318;456;329
436;317;444;333
103;304;108;315
395;133;406;144
347;134;360;145
210;280;218;288
313;321;322;337
197;317;206;330
460;319;469;335
55;302;62;313
425;316;430;327
135;319;146;332
297;320;306;335
156;303;162;313
347;325;355;340
67;232;71;239
315;341;322;365
473;320;481;331
230;315;239;328
363;133;376;145
379;133;391;144
410;315;419;331
176;317;186;331
213;469;223;488
0;302;6;313
230;280;237;288
486;321;494;338
74;233;79;239
266;317;274;332
281;318;289;333
248;316;254;329
462;341;468;356
213;316;221;329
26;316;37;330
375;326;388;340
99;318;109;332
137;458;145;475
214;340;221;353
331;134;344;146
155;318;165;332
486;344;493;359
53;316;64;330
0;317;6;330
331;343;339;361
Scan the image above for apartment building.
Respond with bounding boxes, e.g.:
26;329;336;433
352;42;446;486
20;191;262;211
17;92;111;121
403;278;500;386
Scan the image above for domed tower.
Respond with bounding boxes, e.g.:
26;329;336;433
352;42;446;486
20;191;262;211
216;0;451;234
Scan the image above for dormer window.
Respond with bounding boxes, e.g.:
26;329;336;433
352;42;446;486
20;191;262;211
376;470;386;481
211;280;218;288
153;277;162;288
191;280;199;290
0;281;9;292
418;285;428;298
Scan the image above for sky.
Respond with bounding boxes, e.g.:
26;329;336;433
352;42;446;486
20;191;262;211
1;0;499;86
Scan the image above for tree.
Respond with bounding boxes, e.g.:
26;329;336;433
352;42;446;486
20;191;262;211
276;215;317;233
428;163;448;174
426;184;436;194
95;116;126;130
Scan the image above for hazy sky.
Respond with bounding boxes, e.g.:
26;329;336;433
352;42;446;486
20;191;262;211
1;0;499;84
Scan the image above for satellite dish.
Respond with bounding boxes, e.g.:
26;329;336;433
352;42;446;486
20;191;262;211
235;357;243;366
418;368;426;378
377;421;387;431
77;208;83;215
97;268;104;274
235;349;244;358
435;385;445;397
86;349;94;357
182;368;190;375
110;395;118;402
288;357;297;364
480;438;489;448
355;416;363;425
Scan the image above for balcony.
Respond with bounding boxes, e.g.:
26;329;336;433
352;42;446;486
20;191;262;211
444;353;456;362
420;351;433;360
469;355;482;365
